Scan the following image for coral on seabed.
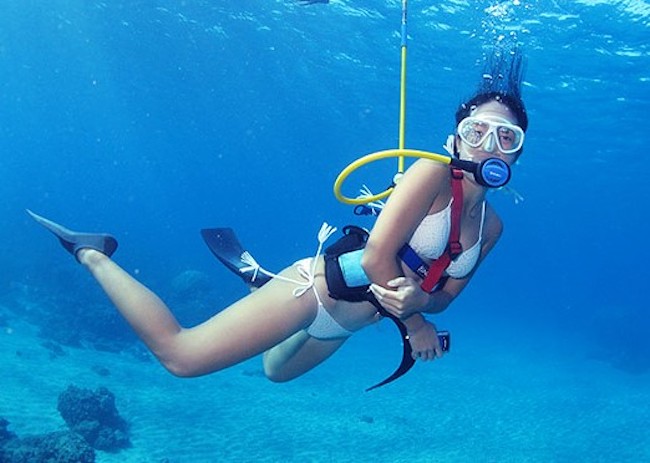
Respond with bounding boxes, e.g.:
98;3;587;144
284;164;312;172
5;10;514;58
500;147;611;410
0;385;130;461
57;385;131;452
0;418;95;463
0;417;16;445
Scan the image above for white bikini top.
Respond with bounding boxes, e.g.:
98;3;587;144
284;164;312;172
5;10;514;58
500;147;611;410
407;199;486;279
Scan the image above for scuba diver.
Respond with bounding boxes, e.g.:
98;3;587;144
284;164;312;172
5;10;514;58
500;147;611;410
28;48;528;390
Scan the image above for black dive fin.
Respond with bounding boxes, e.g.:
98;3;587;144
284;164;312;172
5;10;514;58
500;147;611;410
365;296;416;392
200;228;271;288
27;209;118;262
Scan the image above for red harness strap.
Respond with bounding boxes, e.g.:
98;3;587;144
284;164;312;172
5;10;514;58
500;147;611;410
420;169;464;293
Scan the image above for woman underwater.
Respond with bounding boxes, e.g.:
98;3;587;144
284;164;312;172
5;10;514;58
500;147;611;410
29;49;528;387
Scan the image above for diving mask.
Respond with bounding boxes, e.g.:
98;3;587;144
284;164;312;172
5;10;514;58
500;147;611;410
457;116;525;154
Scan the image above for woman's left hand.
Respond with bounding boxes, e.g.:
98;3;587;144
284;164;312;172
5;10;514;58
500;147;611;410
369;277;428;319
407;320;443;361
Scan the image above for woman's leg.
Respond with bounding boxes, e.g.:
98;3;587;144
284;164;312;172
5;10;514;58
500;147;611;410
263;331;347;382
79;249;318;377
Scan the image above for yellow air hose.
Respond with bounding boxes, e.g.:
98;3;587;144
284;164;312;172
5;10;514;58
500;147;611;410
333;0;454;205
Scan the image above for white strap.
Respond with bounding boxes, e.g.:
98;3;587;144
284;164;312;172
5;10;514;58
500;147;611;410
358;185;386;215
239;222;337;298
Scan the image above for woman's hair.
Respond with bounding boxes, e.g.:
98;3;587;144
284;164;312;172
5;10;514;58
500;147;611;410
455;46;528;132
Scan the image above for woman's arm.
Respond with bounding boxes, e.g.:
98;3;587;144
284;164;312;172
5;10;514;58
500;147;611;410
361;160;450;286
373;202;504;318
394;206;504;360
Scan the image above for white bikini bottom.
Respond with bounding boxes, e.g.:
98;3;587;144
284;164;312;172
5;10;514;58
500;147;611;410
293;258;353;340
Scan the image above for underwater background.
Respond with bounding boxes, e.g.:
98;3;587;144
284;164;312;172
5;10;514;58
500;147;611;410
1;1;648;461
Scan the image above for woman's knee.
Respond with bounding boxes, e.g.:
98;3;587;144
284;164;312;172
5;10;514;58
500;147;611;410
262;348;303;383
263;359;297;383
160;357;202;378
153;337;214;378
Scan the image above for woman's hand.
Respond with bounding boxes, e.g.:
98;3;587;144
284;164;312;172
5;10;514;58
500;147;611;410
369;277;429;320
406;319;443;361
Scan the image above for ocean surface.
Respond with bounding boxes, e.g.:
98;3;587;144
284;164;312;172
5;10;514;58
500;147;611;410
1;1;649;462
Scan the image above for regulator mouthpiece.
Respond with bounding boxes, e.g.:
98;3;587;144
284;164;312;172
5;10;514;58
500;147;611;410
451;157;511;188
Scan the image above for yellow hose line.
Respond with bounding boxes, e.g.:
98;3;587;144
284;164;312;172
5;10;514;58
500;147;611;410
333;149;453;205
398;46;407;173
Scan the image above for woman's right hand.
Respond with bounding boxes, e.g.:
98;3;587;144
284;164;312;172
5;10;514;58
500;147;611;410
369;277;429;320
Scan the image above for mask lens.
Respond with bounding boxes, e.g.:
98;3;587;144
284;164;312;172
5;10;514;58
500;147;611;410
459;119;490;147
495;125;523;153
458;117;524;154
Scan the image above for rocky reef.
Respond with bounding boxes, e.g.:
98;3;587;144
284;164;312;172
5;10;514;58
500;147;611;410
0;385;130;462
57;385;131;452
0;420;95;463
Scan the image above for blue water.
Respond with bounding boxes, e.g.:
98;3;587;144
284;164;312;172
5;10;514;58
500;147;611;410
1;1;649;461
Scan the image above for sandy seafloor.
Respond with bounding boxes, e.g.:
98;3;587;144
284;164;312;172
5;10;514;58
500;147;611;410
2;311;648;463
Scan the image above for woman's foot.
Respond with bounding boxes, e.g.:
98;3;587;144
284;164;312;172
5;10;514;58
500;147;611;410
27;210;118;262
76;248;109;266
